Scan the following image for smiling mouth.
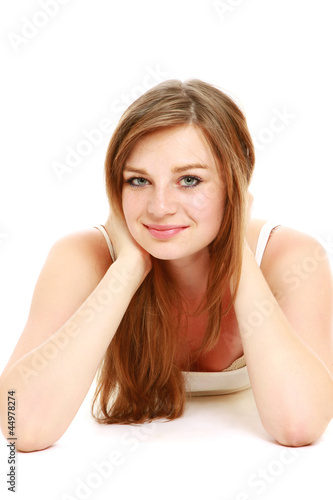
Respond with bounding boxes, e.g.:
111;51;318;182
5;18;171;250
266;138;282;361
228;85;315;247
143;224;189;239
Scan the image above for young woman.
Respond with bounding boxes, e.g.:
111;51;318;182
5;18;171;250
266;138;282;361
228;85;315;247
1;80;332;452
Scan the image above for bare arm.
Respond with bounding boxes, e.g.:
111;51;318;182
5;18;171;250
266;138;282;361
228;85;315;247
0;219;151;452
234;228;333;446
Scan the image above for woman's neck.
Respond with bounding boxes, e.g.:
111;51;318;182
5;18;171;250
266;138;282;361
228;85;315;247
162;249;210;301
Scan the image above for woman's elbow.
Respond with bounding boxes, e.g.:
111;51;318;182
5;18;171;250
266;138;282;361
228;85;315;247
264;418;329;447
15;433;54;453
274;428;318;447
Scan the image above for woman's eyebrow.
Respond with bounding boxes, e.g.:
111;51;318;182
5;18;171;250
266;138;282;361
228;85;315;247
123;163;209;175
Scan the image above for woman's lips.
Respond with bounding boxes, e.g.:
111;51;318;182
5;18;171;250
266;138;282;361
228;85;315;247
144;224;189;239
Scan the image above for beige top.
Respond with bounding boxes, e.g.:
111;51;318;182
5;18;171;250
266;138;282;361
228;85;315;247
94;221;280;396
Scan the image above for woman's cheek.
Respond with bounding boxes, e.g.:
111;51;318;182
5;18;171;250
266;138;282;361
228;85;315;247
190;181;222;209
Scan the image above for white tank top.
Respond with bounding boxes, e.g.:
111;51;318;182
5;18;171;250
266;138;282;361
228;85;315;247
94;220;281;396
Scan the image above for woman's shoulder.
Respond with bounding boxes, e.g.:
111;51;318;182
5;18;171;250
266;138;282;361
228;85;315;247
251;219;331;292
249;218;324;257
50;225;113;279
256;220;325;263
0;226;113;382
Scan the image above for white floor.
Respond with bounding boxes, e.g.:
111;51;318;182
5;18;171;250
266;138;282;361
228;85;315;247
1;382;332;500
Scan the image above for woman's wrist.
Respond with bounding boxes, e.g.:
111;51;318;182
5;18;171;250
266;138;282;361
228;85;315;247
111;250;151;284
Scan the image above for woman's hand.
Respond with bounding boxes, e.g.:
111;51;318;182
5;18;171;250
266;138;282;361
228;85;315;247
105;205;152;276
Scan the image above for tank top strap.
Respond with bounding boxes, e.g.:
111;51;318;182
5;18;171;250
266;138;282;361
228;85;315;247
254;220;281;267
94;225;116;262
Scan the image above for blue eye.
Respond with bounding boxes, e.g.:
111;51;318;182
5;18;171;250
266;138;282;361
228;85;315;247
125;177;149;187
179;176;202;188
124;175;203;188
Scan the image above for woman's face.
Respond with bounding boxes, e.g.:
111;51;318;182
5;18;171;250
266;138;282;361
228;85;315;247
122;124;225;262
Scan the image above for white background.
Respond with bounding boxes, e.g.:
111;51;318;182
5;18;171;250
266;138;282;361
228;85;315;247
0;1;332;499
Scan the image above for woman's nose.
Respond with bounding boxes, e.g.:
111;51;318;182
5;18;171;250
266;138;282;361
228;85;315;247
147;186;178;217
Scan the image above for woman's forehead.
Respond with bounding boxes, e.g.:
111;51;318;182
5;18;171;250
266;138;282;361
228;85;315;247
125;124;220;173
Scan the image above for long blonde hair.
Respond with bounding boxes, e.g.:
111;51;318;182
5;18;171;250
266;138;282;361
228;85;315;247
92;79;255;424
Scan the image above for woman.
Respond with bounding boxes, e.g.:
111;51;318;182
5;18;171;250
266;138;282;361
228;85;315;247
0;79;332;452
